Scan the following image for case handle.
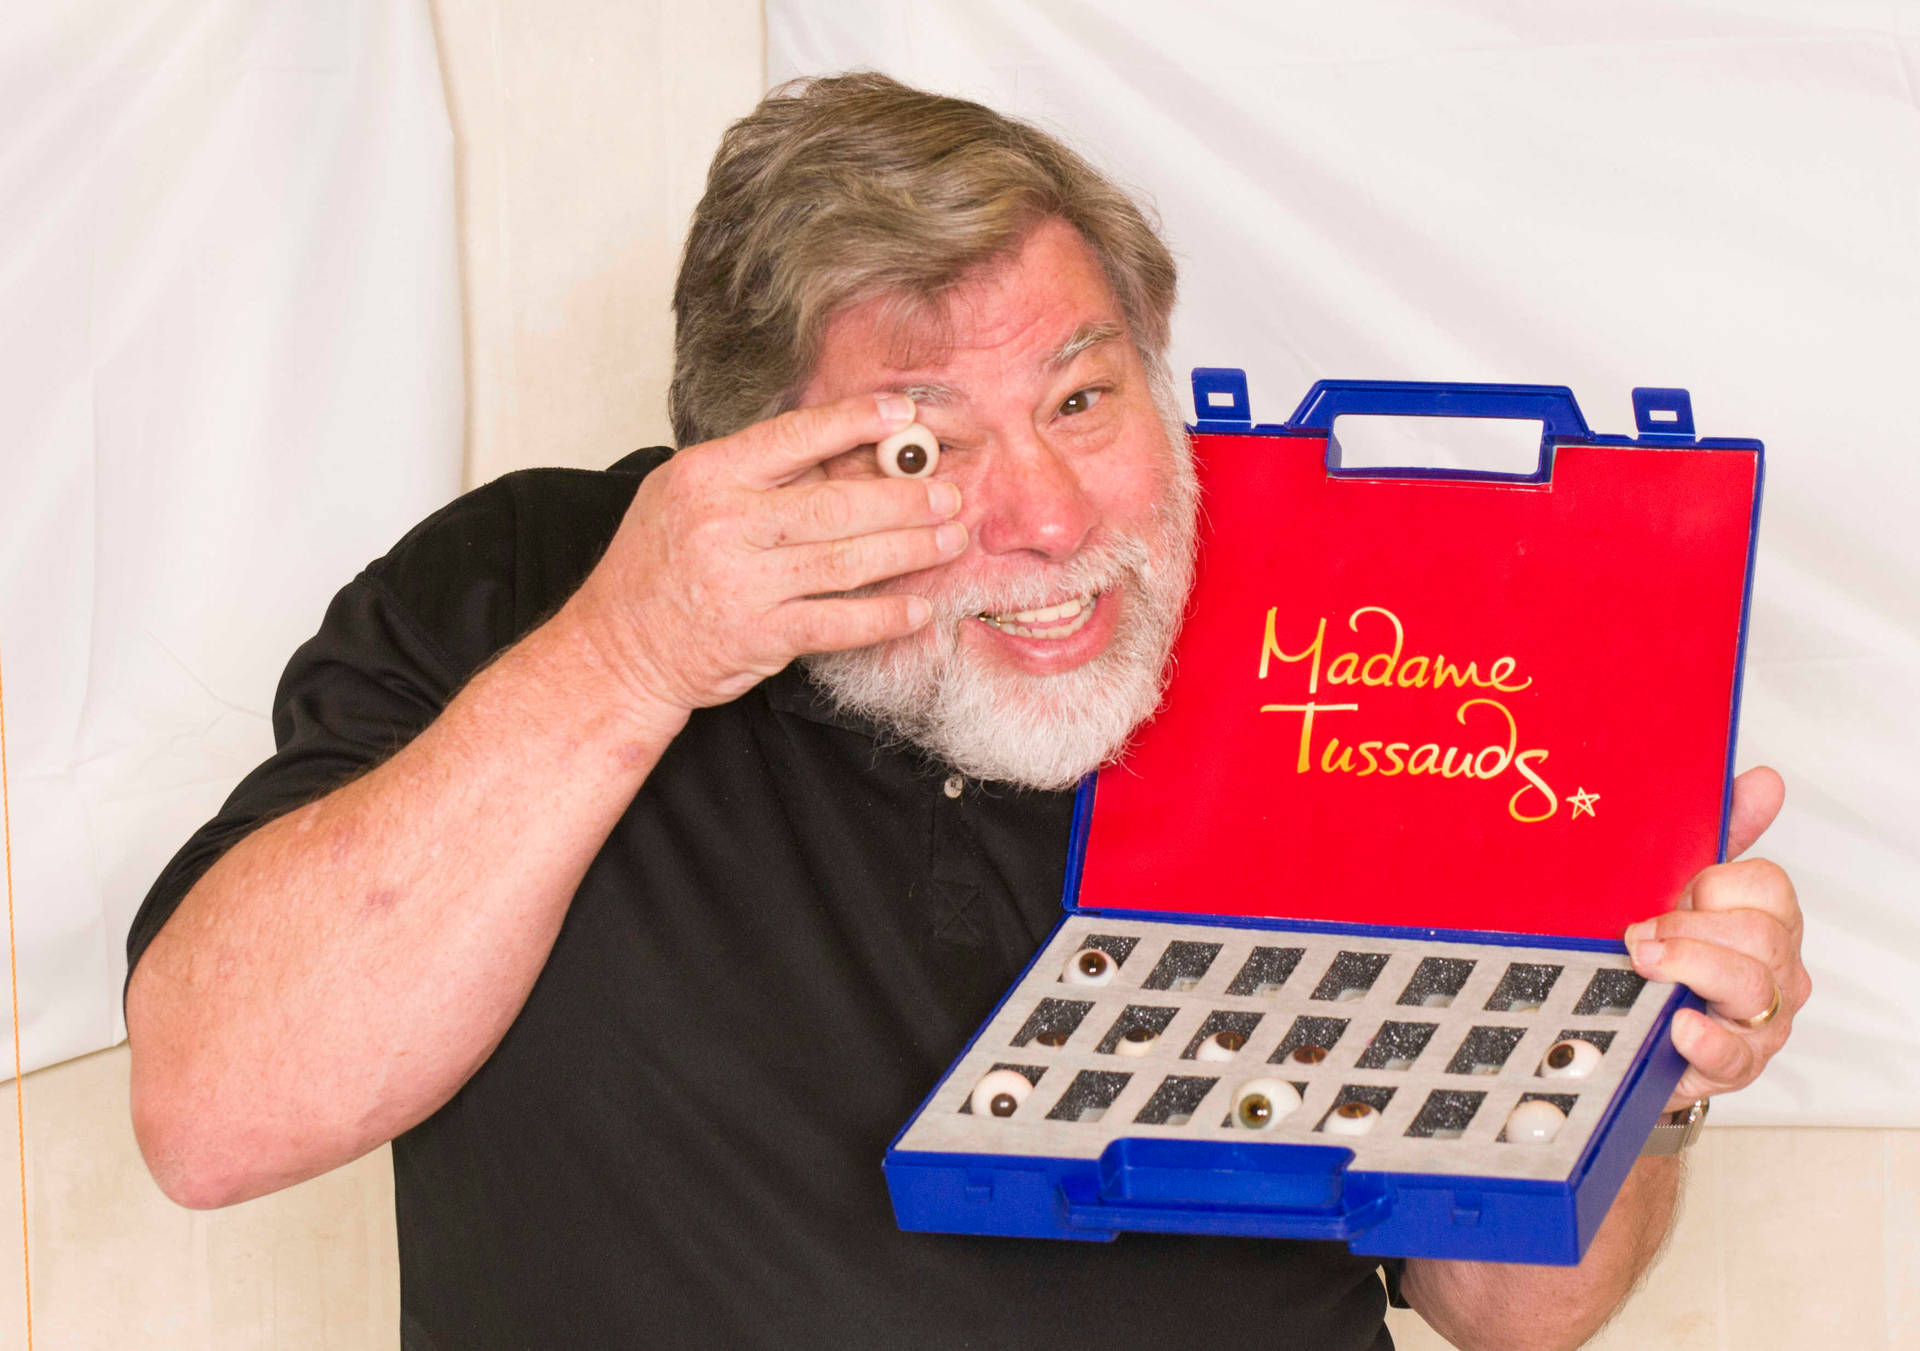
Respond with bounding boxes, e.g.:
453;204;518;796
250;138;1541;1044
1286;379;1592;440
1060;1138;1393;1239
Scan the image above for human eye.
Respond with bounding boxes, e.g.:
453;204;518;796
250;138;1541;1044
1057;387;1105;417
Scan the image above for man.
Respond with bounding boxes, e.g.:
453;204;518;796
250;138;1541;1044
125;74;1807;1350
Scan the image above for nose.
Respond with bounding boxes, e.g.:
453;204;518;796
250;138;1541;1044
968;433;1097;561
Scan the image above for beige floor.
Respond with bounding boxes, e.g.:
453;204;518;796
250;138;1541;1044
0;1043;1910;1349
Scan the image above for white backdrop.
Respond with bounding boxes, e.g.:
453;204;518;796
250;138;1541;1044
769;0;1920;1127
0;0;463;1078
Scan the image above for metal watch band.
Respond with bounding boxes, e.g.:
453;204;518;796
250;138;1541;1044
1640;1098;1710;1155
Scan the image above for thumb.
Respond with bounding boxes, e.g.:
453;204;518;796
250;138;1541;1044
1724;765;1785;860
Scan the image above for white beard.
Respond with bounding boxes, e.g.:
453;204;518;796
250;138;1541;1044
803;392;1199;791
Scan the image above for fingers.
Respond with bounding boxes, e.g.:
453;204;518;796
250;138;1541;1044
746;476;962;549
1628;926;1778;1026
1626;904;1793;979
727;393;919;486
778;521;969;597
1677;856;1802;938
1624;849;1811;1110
1724;765;1785;860
1665;1008;1761;1104
1628;861;1805;1016
774;593;934;656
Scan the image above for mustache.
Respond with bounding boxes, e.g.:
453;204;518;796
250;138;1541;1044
912;534;1154;623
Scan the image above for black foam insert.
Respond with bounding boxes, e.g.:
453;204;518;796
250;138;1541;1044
1225;946;1307;996
1046;1070;1133;1123
1012;998;1093;1048
1272;1015;1350;1062
1182;1009;1264;1059
1397;956;1475;1006
1310;950;1392;1000
1574;968;1647;1016
1141;941;1223;991
1134;1075;1218;1126
1445;1025;1527;1075
1406;1090;1486;1138
1484;962;1563;1011
1355;1021;1438;1070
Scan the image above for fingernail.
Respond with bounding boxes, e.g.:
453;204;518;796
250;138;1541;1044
928;481;961;516
1623;921;1652;949
1635;939;1664;967
905;596;930;627
935;521;967;555
876;393;914;424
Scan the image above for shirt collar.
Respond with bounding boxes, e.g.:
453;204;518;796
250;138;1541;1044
760;662;894;740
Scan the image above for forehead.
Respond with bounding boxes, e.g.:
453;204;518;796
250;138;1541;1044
807;219;1129;397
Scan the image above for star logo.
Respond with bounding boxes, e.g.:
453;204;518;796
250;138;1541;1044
1568;788;1600;819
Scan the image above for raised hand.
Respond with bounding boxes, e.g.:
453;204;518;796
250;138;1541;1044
566;393;967;714
1623;766;1809;1110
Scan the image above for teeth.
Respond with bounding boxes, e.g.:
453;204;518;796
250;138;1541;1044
976;593;1099;639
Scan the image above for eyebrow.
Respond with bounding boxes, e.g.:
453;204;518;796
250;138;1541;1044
894;382;960;407
876;322;1123;408
1047;321;1124;370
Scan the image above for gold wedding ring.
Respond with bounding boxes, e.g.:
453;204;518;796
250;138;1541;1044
1741;984;1783;1031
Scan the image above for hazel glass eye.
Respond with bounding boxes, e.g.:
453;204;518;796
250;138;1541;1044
1196;1031;1247;1063
1324;1101;1380;1137
1115;1026;1158;1058
1288;1045;1329;1067
1538;1039;1602;1080
1504;1098;1567;1144
1233;1077;1301;1130
877;424;940;478
1063;948;1115;986
1034;1030;1069;1048
970;1069;1034;1119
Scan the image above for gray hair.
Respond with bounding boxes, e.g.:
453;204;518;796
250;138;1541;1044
669;72;1178;448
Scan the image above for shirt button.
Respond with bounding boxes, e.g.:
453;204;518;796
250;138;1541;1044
943;774;965;799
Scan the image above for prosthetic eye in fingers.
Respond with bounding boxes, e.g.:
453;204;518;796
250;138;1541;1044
1064;948;1115;986
1538;1039;1601;1080
877;424;941;478
1233;1078;1301;1130
970;1069;1034;1119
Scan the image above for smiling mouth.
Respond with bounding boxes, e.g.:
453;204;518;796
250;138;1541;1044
973;592;1099;639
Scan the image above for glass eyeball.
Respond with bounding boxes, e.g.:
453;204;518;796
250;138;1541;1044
1063;947;1115;986
1538;1038;1602;1080
1115;1026;1158;1058
1504;1098;1567;1144
1196;1030;1247;1063
970;1069;1035;1119
1287;1045;1329;1067
877;424;940;478
1233;1077;1302;1130
1033;1029;1069;1048
1323;1101;1380;1137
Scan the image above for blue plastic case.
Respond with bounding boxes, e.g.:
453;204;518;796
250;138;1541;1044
883;371;1763;1265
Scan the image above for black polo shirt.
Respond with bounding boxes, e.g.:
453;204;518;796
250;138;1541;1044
128;450;1397;1350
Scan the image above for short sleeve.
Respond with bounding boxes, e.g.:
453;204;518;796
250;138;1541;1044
123;451;664;991
1381;1256;1410;1309
124;480;526;984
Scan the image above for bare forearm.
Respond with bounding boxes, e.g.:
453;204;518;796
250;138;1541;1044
127;603;686;1207
1401;1153;1683;1351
